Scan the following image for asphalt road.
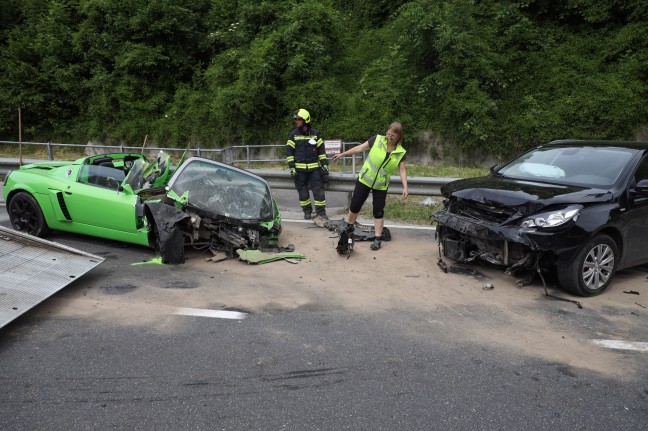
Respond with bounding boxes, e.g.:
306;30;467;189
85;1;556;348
1;199;648;430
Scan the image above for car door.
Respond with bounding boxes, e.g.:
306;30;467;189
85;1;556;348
622;156;648;265
62;164;139;233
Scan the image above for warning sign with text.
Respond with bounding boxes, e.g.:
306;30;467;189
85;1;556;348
324;140;342;156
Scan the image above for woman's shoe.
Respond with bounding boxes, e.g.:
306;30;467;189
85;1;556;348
370;238;382;250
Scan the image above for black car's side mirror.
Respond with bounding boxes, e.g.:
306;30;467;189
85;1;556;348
489;164;500;173
634;179;648;194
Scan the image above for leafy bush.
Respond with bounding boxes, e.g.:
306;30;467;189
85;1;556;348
1;0;647;160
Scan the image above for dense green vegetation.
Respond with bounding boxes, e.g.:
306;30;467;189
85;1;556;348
1;0;647;161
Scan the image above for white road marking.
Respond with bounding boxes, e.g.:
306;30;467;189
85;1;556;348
174;307;247;320
591;339;648;352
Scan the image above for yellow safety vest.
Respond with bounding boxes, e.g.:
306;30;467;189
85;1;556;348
359;135;406;190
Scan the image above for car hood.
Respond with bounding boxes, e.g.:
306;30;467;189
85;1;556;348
442;175;613;214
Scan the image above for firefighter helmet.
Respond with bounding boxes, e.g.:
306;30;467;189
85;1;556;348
293;108;311;124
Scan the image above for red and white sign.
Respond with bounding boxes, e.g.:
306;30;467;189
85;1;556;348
324;139;342;156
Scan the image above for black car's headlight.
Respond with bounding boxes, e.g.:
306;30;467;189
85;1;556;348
520;205;582;228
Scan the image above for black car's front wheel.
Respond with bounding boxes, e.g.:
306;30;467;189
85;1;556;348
8;191;51;237
557;234;617;297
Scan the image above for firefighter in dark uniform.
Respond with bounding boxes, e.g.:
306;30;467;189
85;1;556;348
286;108;329;219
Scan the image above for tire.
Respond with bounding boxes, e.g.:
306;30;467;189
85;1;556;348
8;191;51;237
147;215;161;252
557;234;617;297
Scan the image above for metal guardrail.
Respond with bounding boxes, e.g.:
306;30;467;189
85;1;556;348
0;158;456;197
0;140;365;173
252;169;454;196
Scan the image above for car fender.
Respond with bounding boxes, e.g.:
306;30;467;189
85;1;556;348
5;182;40;205
560;203;623;263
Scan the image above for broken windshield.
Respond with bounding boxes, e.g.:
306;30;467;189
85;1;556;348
168;159;275;221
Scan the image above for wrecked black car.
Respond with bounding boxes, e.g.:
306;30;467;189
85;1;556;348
433;140;648;296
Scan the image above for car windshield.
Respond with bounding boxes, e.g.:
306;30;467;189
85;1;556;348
121;151;171;190
169;159;274;221
497;146;637;187
123;158;147;190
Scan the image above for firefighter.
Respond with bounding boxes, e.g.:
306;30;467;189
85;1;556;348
286;108;329;219
331;122;408;250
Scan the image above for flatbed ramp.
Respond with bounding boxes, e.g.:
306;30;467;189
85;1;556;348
0;225;105;329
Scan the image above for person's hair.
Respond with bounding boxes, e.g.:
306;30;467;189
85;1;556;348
388;122;404;146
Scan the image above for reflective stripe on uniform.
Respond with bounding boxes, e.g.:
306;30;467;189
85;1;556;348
295;162;319;169
360;171;387;189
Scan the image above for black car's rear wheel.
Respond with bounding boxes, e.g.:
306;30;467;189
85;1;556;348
8;191;51;237
557;234;617;296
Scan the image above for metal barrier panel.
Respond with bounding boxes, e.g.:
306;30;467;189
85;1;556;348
0;225;105;330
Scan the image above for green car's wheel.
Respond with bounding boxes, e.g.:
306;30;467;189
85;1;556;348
8;191;51;237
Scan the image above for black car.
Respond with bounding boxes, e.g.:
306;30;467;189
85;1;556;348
433;140;648;296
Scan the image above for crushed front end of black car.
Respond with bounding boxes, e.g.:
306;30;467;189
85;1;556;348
432;182;590;277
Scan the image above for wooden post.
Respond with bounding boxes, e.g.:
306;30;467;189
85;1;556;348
141;134;148;155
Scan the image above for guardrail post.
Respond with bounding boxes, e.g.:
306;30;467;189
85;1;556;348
246;146;250;168
47;143;53;160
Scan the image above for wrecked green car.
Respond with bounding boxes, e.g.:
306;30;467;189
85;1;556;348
3;152;282;263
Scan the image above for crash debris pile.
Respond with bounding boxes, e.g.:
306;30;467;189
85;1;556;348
313;218;391;258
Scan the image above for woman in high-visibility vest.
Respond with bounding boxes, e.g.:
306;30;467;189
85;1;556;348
331;122;409;250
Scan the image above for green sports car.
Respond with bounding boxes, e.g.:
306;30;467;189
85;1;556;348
3;152;282;263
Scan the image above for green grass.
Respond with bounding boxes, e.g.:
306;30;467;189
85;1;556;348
406;164;488;178
348;195;442;226
0;143;86;160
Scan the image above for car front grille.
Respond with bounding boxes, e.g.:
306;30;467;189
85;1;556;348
450;200;517;225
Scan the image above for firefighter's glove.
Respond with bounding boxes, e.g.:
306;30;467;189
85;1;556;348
290;168;297;179
320;165;329;184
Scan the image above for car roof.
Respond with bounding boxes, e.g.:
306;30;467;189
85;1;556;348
546;139;648;150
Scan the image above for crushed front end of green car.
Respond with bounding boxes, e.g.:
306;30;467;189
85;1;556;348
4;152;283;264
